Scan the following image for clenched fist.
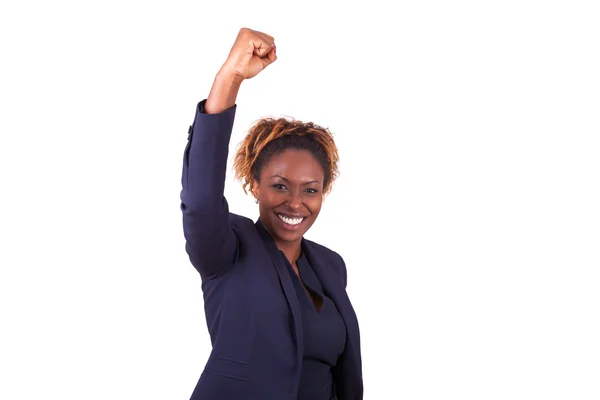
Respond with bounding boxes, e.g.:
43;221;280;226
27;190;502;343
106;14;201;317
205;28;276;113
220;28;277;82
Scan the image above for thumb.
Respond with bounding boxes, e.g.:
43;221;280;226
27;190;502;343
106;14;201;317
251;40;273;58
243;41;256;58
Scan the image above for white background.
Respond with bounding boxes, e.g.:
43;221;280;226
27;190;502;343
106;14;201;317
1;0;599;399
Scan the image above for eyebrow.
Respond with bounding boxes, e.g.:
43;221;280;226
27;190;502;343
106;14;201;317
270;175;321;185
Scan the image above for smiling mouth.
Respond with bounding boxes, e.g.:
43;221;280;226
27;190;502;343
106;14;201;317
276;213;306;226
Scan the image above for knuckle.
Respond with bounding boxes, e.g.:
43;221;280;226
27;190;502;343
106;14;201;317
239;28;252;39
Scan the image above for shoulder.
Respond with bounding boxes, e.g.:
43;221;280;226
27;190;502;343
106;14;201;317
303;238;334;257
229;212;254;226
228;213;269;254
228;212;259;239
303;238;348;289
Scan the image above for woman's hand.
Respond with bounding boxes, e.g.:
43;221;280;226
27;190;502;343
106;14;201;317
220;27;277;83
205;28;276;114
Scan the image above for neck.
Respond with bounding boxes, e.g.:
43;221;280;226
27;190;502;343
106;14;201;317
259;218;303;264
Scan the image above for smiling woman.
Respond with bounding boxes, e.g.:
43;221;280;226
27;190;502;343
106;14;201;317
180;27;363;400
233;118;340;265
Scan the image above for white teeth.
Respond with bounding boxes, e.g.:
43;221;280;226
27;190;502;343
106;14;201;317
278;214;304;226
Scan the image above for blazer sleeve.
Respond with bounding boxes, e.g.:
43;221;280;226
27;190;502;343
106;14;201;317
180;99;238;279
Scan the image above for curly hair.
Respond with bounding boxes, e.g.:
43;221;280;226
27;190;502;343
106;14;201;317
233;117;340;196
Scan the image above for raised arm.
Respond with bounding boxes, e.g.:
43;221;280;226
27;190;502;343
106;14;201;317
180;28;277;279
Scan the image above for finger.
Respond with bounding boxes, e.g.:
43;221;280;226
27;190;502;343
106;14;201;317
265;35;275;47
254;30;274;43
260;47;277;68
251;40;275;58
267;46;277;62
255;33;275;50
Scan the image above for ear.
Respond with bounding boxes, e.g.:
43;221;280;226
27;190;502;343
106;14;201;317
251;180;260;200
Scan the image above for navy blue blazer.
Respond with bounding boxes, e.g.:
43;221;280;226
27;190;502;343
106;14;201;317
180;100;363;400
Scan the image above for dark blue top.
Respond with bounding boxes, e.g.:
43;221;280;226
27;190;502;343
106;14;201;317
282;252;347;400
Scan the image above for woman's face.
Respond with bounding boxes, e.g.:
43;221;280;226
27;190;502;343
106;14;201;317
254;149;325;247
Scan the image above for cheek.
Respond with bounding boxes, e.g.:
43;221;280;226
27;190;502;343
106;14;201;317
306;198;323;215
261;190;285;205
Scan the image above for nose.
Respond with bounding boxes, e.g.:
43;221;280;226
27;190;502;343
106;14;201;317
287;190;302;211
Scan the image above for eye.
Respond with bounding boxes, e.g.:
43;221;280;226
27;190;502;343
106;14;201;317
272;184;287;190
305;188;319;194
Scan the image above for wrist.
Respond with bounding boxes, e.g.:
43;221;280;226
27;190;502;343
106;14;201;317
205;70;242;114
216;68;244;87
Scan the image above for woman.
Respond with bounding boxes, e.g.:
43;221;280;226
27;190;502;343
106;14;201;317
180;27;363;400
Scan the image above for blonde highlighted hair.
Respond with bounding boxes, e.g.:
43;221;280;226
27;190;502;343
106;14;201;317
233;117;340;195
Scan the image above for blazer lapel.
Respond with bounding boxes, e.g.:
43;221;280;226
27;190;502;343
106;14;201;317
301;239;362;385
254;220;361;397
254;219;304;383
